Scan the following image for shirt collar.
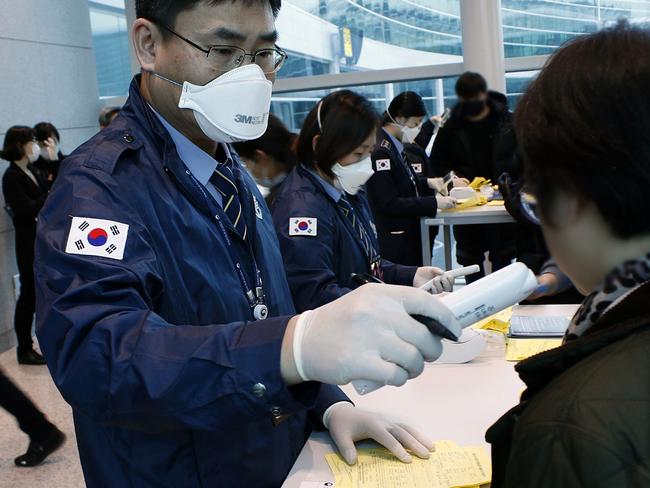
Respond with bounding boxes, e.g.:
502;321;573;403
383;127;404;156
303;165;343;202
151;108;232;186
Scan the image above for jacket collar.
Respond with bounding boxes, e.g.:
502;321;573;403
516;280;650;399
123;75;170;144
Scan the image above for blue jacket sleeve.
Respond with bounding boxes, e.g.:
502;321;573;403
309;385;352;430
381;259;418;287
34;168;320;434
272;190;352;313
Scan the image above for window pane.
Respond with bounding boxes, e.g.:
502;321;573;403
502;0;650;58
506;70;539;107
272;77;459;132
276;1;463;80
88;0;131;98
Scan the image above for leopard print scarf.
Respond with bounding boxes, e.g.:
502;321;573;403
565;253;650;342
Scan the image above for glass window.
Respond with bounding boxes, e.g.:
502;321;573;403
505;70;539;107
272;76;460;132
276;1;463;80
502;0;650;58
88;0;132;98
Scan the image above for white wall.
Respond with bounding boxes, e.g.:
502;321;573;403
0;0;101;350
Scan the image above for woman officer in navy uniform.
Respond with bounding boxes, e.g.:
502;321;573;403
272;91;453;313
367;92;457;266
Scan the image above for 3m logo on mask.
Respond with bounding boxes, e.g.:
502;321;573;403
234;113;268;125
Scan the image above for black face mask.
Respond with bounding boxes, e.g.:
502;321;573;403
461;100;486;118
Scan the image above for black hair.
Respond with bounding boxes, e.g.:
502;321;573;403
516;20;650;238
296;90;378;178
34;122;60;143
381;91;427;126
136;0;281;37
98;107;121;128
232;114;298;169
1;126;36;162
455;72;488;98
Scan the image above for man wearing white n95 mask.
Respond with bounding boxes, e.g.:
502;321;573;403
33;1;458;486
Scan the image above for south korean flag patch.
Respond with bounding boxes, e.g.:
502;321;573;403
411;163;423;174
376;159;391;171
65;217;129;260
289;217;317;237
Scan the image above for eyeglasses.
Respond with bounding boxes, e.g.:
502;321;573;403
520;191;541;225
159;23;287;74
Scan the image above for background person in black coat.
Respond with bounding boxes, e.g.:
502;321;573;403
429;72;517;283
367;91;456;266
34;121;65;188
1;126;49;365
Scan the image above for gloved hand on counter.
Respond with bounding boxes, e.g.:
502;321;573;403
436;195;457;210
324;402;434;465
413;266;454;293
287;284;458;386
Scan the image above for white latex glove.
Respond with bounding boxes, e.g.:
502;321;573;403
293;284;458;386
436;195;457;210
452;177;470;187
427;177;447;195
326;403;434;465
413;266;453;293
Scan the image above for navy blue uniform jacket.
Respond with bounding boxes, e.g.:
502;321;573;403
366;130;438;266
34;77;348;488
272;165;417;312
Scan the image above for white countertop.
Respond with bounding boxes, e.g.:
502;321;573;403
282;333;524;487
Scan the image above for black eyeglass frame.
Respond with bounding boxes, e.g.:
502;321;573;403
157;23;288;74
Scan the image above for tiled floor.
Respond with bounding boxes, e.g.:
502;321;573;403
0;344;84;488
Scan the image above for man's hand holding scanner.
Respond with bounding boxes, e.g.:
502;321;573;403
280;284;460;387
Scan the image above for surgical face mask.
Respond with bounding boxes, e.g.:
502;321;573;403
152;64;273;143
27;143;40;163
331;156;374;195
401;125;422;144
387;109;421;143
461;100;486;118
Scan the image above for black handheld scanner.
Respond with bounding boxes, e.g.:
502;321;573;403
349;273;458;342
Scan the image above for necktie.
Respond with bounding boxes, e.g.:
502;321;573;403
337;196;380;270
210;162;248;241
401;150;419;196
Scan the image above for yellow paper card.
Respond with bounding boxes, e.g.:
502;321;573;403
486;199;505;206
471;307;513;333
325;443;491;488
505;338;563;361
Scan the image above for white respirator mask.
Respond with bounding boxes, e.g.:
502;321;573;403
386;108;421;144
151;64;273;143
401;125;422;144
332;156;375;195
27;143;40;163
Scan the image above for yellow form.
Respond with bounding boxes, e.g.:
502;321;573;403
505;337;563;361
471;307;513;334
325;441;491;488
